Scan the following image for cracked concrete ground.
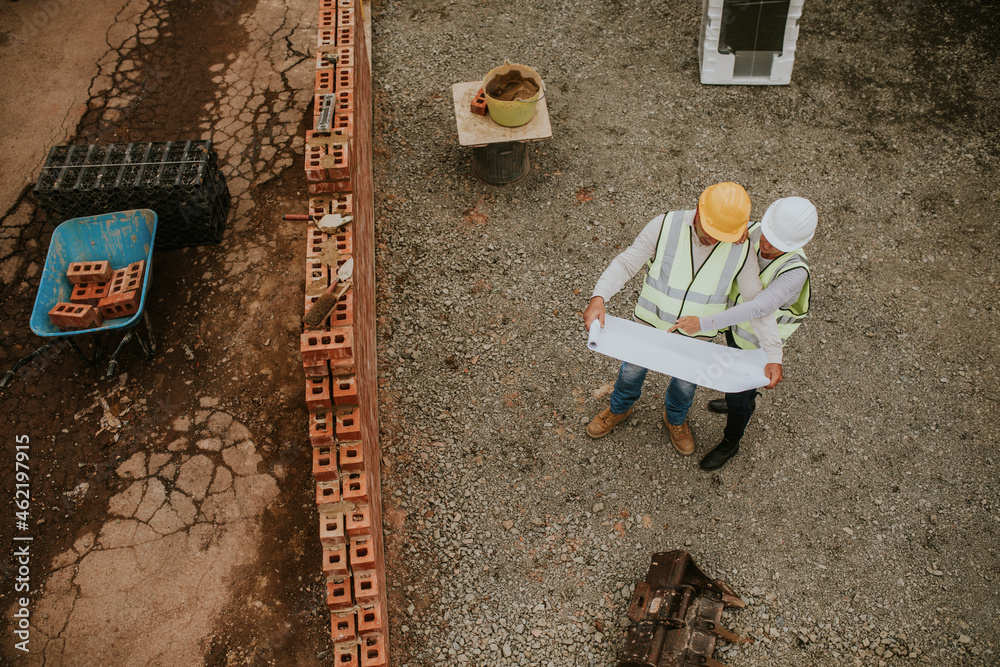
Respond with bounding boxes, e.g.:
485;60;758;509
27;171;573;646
28;409;278;666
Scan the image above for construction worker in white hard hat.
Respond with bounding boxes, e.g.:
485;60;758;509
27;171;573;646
668;196;816;470
583;182;784;457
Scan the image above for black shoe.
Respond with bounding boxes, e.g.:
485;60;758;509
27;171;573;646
707;398;728;414
700;439;740;470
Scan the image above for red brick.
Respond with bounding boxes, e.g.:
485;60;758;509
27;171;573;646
337;0;352;6
316;69;336;95
306;376;332;411
305;144;326;182
337;7;355;27
345;503;370;537
320;511;346;546
316;52;336;72
339;443;364;472
334;646;359;667
306;226;327;257
322;142;350;181
334;90;354;116
327;327;354;360
323;544;350;579
330;291;354;328
70;281;110;306
303;357;330;379
332;112;354;139
313;445;338;482
107;260;145;295
306;257;330;289
335;46;354;68
326;577;353;610
310;410;335;447
48;302;103;329
301;331;340;363
66;260;111;284
342;470;368;503
319;0;336;8
349;536;376;571
353;569;379;602
317;479;341;507
97;290;140;319
359;632;387;667
318;29;337;52
336;25;354;47
308;193;353;219
357;603;384;636
332;375;358;406
471;87;488;116
308;180;353;196
319;8;336;28
331;225;354;255
330;612;357;643
336;407;362;441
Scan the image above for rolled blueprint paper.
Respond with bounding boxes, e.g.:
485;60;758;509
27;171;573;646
587;316;769;393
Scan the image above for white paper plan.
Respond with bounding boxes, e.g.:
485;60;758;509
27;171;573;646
587;316;769;393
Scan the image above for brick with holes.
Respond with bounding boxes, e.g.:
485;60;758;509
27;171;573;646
310;409;335;447
319;511;346;546
316;479;341;507
339;442;364;472
345;504;370;537
326;577;353;610
357;603;384;636
336;407;362;441
323;544;350;579
313;445;338;482
306;377;332;412
353;569;379;603
330;612;356;643
48;302;103;329
66;260;112;284
359;632;386;667
97;290;140;319
349;536;376;571
334;646;359;667
342;471;367;504
331;375;358;406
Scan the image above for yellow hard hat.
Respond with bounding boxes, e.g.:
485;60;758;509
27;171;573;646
698;182;751;242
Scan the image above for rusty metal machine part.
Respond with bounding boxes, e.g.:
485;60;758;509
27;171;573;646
617;551;747;667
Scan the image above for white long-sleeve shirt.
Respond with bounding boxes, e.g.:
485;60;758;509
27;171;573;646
592;211;783;364
699;262;808;333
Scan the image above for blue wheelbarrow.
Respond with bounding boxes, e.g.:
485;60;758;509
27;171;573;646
1;209;158;390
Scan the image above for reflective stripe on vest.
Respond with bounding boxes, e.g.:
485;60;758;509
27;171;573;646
634;210;750;339
729;223;811;350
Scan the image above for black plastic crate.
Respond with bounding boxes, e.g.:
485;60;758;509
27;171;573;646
33;141;229;250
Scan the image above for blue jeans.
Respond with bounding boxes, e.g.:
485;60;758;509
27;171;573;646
608;361;697;426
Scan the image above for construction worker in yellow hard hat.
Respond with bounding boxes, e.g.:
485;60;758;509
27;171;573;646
668;196;816;470
583;182;783;457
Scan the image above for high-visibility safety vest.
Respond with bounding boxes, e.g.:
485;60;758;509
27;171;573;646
729;222;811;350
634;210;750;339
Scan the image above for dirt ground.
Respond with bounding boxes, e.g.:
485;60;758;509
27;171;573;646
1;0;999;666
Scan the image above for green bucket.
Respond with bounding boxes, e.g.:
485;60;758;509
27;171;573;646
482;62;544;128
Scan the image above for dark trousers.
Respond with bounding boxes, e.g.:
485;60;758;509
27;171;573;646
723;330;760;444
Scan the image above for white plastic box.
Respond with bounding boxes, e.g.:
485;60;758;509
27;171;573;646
699;0;804;85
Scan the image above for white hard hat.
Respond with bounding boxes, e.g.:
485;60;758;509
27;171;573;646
760;197;817;252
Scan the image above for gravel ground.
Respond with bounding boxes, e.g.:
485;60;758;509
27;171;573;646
370;0;998;666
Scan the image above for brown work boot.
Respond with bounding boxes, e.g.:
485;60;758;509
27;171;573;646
586;407;632;438
664;411;694;455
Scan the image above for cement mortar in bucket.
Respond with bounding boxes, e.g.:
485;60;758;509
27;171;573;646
482;62;544;127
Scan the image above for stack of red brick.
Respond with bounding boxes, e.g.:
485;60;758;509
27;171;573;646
300;2;387;665
48;259;146;329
